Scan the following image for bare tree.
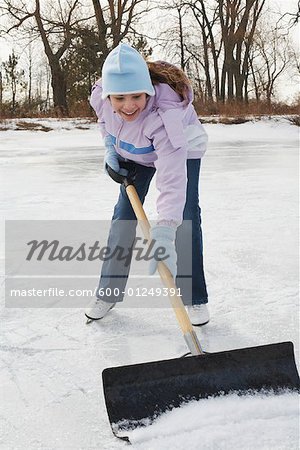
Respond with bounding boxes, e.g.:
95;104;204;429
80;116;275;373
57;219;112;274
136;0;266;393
186;0;221;101
218;0;266;102
0;67;3;113
0;0;90;115
2;50;25;111
150;0;193;71
250;24;294;105
91;0;151;63
23;39;34;106
155;0;266;103
279;0;300;27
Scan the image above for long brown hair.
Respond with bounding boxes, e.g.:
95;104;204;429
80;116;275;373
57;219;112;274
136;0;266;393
147;61;191;100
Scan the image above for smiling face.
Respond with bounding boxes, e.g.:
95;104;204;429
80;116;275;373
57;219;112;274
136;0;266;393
110;93;147;122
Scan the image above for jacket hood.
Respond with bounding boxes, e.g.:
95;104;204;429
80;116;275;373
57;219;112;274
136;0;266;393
151;83;194;112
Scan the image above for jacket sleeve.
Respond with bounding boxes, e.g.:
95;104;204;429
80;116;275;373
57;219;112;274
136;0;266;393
147;113;188;226
90;81;109;141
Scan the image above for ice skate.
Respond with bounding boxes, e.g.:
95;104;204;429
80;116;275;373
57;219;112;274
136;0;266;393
187;304;210;326
85;298;116;323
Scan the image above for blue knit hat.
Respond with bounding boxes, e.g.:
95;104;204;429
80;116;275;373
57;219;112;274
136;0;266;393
101;43;155;99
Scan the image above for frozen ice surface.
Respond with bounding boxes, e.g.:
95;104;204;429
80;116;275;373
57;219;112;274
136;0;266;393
0;117;299;449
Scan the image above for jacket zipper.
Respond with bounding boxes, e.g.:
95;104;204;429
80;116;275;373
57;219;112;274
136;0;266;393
116;120;124;149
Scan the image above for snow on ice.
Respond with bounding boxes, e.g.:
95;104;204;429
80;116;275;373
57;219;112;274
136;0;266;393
0;117;299;449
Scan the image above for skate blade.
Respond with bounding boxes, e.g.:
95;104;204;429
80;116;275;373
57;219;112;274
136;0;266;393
86;318;94;325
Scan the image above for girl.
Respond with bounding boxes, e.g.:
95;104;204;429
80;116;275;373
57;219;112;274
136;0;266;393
85;42;209;326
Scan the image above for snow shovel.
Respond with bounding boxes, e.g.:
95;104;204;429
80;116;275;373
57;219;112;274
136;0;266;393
103;163;300;441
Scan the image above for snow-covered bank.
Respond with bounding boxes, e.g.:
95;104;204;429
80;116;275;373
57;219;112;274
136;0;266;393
0;117;96;132
0;119;299;449
0;114;298;131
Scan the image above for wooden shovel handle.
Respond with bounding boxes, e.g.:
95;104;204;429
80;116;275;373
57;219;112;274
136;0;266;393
126;185;203;354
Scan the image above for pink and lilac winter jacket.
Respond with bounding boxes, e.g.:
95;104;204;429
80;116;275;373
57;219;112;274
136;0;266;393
90;81;207;225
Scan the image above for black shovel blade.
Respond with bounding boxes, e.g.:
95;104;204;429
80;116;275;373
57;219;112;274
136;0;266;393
102;342;299;435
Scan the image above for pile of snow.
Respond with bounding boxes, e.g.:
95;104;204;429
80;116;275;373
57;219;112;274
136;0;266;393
128;392;299;449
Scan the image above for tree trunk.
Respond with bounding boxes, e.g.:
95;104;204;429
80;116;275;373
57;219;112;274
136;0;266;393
199;0;220;100
50;61;68;116
12;81;16;111
227;62;234;99
200;24;213;101
235;70;244;100
0;70;3;113
220;61;226;102
34;0;70;116
91;0;109;62
244;75;249;103
28;45;32;105
226;45;235;100
178;7;185;70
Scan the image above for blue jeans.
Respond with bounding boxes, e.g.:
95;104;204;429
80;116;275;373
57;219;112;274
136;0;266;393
97;159;208;305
